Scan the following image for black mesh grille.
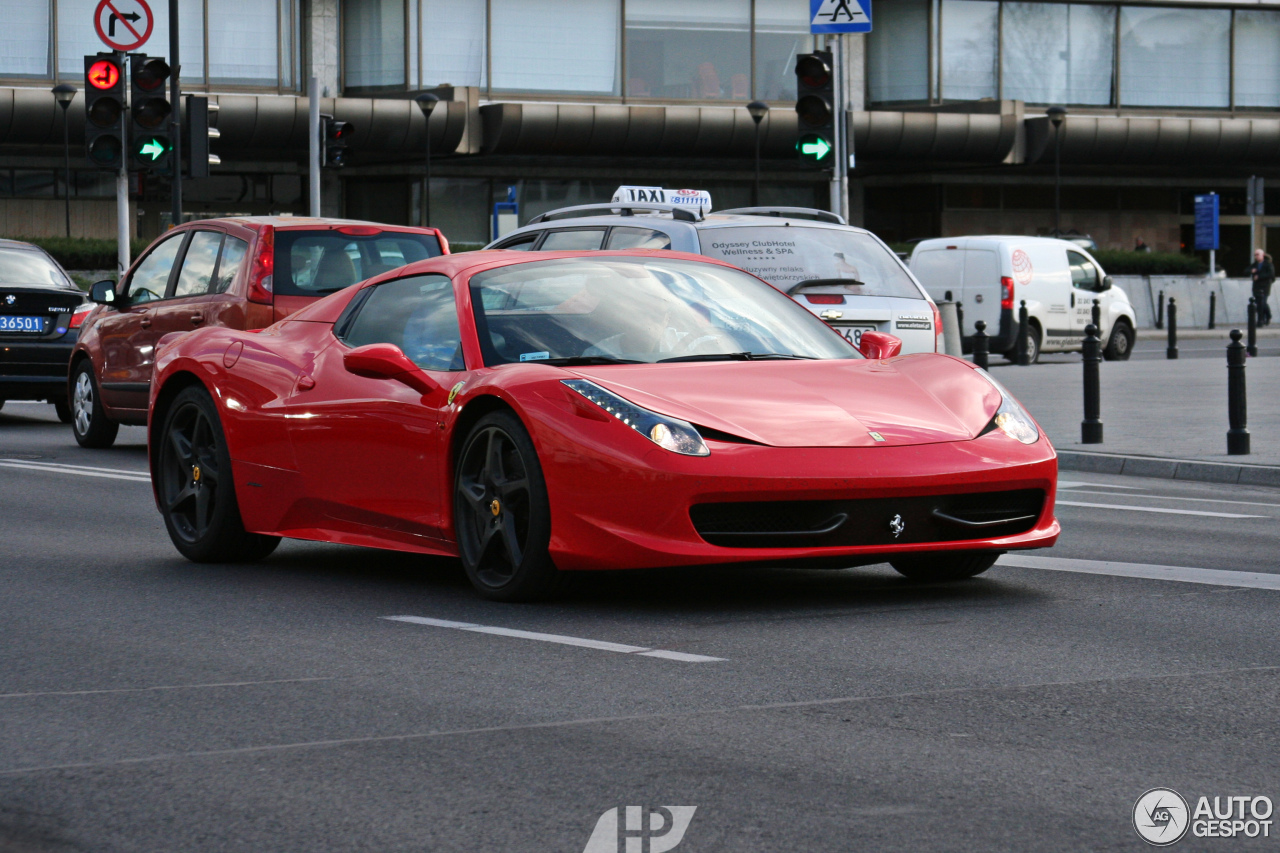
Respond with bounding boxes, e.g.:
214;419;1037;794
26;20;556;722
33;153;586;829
690;489;1045;548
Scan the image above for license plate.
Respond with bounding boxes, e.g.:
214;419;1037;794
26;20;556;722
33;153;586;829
834;324;876;346
0;315;46;334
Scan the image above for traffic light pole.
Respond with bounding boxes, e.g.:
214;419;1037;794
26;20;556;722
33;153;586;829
308;77;320;217
115;50;130;275
827;35;848;223
169;0;182;228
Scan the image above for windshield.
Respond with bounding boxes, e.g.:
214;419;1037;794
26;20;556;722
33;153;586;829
469;257;857;366
274;230;442;296
698;226;923;299
0;249;71;289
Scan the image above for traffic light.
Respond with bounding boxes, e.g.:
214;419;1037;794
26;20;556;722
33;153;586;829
129;54;172;171
794;51;835;167
183;96;220;179
322;116;353;168
83;54;125;169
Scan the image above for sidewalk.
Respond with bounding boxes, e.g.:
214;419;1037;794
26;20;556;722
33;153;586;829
989;355;1280;481
1135;327;1280;340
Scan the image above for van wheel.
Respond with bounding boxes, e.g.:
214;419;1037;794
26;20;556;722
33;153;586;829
1005;323;1041;364
1103;320;1134;361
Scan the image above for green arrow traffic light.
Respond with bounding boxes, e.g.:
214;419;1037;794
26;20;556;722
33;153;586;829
139;138;167;160
799;136;832;161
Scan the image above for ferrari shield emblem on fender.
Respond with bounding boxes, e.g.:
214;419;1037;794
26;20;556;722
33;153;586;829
447;381;465;404
869;431;886;442
889;514;905;538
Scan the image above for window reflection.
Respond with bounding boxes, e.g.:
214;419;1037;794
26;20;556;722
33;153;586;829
625;0;750;100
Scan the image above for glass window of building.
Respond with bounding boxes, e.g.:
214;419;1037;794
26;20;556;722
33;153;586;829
941;0;997;101
208;0;288;85
1119;6;1229;109
625;0;750;100
57;0;205;80
754;0;810;101
3;0;49;77
420;0;485;88
867;0;929;104
344;0;406;89
491;0;618;94
1235;11;1280;109
1002;3;1114;106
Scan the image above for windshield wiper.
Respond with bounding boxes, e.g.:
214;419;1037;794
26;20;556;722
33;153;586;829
539;356;644;366
657;352;814;363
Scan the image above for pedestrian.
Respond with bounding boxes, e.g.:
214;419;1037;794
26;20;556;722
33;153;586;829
1133;236;1152;253
1251;248;1274;326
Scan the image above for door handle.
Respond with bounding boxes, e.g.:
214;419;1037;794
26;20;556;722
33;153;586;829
191;312;204;325
140;317;152;328
297;374;315;391
1070;293;1075;308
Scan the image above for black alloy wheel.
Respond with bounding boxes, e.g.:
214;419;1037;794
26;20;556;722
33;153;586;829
454;410;558;601
890;551;1000;582
157;386;279;563
70;360;119;448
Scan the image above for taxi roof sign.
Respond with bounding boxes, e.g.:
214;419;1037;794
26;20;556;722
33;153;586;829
613;186;712;214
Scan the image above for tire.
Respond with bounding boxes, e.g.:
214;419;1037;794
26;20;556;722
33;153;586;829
453;410;559;601
1103;319;1134;361
1004;323;1041;364
70;361;119;448
157;386;280;563
890;551;1001;582
53;397;72;424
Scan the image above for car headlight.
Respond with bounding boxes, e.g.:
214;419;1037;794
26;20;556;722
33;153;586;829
975;368;1040;445
562;379;710;456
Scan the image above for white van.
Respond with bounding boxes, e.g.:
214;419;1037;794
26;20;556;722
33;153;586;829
909;236;1137;362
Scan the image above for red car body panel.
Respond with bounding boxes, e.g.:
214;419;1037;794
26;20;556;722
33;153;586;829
150;250;1059;571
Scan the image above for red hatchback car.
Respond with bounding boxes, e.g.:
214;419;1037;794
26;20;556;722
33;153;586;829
71;217;447;447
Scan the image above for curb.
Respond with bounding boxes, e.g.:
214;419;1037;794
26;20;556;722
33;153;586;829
1058;450;1280;486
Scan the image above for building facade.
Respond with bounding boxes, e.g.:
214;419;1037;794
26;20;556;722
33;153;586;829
2;0;1279;270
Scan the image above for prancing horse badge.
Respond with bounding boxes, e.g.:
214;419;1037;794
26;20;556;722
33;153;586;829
889;514;905;538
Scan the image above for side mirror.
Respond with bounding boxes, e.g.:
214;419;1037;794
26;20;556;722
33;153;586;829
342;343;439;395
89;280;119;305
1100;275;1113;291
858;331;903;360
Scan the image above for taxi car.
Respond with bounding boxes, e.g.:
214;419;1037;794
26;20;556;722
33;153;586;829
71;217;447;448
0;239;89;421
483;187;941;354
148;250;1059;602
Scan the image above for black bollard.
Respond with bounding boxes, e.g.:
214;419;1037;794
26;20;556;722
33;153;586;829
1091;298;1101;334
1016;299;1031;365
1166;298;1178;359
1248;297;1259;357
1081;323;1103;444
1227;329;1250;455
1208;291;1216;330
1156;290;1165;330
973;319;989;370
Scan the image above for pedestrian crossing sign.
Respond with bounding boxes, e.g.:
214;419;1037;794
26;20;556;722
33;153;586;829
810;0;871;34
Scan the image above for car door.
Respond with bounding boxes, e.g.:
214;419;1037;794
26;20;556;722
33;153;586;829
284;273;464;542
150;229;227;341
1067;250;1104;339
97;231;186;411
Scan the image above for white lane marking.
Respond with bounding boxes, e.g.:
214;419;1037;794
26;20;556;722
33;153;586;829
0;459;149;483
1065;490;1280;510
1055;499;1265;519
383;616;725;662
999;554;1280;592
1;458;148;477
1057;480;1142;490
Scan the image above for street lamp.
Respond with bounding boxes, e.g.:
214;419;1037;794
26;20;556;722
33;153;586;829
747;101;769;207
415;93;440;227
52;83;78;238
1047;106;1067;238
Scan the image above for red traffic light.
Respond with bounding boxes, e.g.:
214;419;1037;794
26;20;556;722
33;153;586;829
88;60;120;90
795;54;831;89
134;57;170;91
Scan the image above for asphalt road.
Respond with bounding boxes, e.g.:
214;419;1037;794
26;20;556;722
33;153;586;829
3;401;1280;851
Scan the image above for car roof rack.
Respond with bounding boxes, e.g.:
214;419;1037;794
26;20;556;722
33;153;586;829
529;203;702;224
716;206;847;225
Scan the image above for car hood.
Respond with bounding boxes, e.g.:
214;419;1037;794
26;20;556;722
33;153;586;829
569;355;1002;448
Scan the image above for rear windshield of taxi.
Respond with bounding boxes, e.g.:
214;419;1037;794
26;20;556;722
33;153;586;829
274;230;442;296
698;226;922;299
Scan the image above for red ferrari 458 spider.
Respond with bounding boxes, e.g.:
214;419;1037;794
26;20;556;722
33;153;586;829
148;250;1059;600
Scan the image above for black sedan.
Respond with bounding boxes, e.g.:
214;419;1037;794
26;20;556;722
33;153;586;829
0;240;89;422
